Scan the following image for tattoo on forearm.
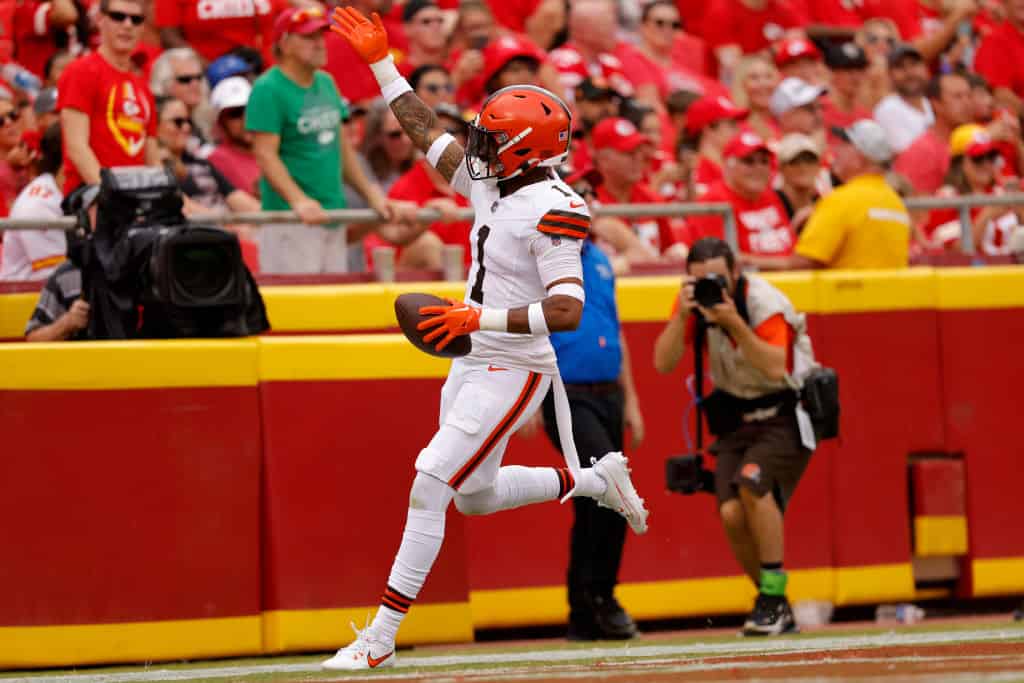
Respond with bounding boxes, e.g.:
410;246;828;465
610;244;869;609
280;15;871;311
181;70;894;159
390;91;466;183
390;92;438;150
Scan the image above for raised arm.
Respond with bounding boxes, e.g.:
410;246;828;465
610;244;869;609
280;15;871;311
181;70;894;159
330;7;465;183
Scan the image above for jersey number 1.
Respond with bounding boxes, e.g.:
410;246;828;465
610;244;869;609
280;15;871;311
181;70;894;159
469;225;490;304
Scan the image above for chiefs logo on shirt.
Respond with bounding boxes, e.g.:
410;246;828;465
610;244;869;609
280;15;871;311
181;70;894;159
106;81;150;157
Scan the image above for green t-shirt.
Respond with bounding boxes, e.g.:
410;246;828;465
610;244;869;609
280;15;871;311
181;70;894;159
245;67;350;212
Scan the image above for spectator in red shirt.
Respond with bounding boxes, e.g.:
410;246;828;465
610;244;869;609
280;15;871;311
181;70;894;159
821;43;871;132
486;0;564;50
0;98;28;213
700;0;807;83
895;71;974;195
615;0;728;109
731;54;781;142
13;0;78;80
686;95;748;196
399;0;449;76
207;76;259;198
974;0;1024;114
774;36;825;86
690;132;797;268
549;0;635;100
862;0;978;64
156;0;282;65
58;0;159;193
592;117;688;261
479;34;544;96
925;123;1021;254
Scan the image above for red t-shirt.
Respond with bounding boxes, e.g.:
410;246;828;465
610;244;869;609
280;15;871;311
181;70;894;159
57;52;157;192
208;143;260;197
486;0;541;33
974;21;1024;100
791;0;864;27
894;128;949;195
155;0;284;63
924;185;1019;254
690;180;796;256
548;43;635;98
594;182;678;254
860;0;940;42
613;41;729;102
365;160;472;267
821;96;871;132
701;0;807;54
693;156;724;197
13;0;72;79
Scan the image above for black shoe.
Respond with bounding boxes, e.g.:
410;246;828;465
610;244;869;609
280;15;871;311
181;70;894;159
742;593;798;636
590;594;638;640
566;607;600;641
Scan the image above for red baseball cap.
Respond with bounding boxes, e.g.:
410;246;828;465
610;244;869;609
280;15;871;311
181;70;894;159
724;131;773;160
481;35;545;87
273;5;329;43
685;96;748;136
775;37;822;68
592;118;653;153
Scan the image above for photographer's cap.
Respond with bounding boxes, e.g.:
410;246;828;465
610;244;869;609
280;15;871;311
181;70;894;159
832;119;893;163
770;77;827;116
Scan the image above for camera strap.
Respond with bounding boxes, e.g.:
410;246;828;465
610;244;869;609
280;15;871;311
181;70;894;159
694;315;707;453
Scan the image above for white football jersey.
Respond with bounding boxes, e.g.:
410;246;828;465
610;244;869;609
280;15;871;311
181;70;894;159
450;163;589;374
0;173;66;281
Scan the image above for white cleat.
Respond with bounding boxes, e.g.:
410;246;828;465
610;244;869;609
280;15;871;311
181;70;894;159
593;452;649;535
321;622;396;671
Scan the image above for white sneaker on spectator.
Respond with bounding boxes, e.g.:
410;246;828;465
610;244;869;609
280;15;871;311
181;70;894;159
321;622;396;671
593;452;649;535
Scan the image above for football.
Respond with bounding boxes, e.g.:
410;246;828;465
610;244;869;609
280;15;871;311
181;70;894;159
394;293;473;358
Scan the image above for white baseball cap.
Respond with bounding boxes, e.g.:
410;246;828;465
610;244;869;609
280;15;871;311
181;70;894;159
210;76;252;113
770;77;827;116
832;119;894;163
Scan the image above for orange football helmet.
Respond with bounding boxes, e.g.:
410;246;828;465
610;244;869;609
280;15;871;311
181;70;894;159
465;85;573;181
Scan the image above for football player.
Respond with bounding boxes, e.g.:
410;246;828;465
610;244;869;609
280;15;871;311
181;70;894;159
324;7;649;671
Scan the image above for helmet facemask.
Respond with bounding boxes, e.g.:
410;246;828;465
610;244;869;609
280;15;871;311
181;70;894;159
465;121;506;180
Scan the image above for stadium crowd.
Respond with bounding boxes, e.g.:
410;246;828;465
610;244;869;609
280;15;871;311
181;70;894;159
3;0;1024;280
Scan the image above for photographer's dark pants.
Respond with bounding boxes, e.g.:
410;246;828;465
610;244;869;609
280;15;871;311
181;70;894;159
541;384;627;622
711;414;811;513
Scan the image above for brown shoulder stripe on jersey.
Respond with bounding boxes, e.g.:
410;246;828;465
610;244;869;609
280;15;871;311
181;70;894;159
538;210;589;239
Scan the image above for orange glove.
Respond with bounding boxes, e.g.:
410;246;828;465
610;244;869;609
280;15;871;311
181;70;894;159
330;6;391;64
417;298;482;352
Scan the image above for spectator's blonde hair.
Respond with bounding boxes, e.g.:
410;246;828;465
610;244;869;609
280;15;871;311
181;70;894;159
730;54;777;109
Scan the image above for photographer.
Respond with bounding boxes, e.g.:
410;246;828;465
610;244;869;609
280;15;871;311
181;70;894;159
653;237;820;637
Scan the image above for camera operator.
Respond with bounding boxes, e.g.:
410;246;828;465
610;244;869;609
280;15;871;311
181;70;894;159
24;185;100;342
653;237;820;637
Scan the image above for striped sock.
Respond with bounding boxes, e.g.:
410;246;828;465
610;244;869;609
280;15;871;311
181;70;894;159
555;467;575;498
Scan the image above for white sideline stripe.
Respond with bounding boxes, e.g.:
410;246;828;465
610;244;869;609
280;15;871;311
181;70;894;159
1;628;1022;683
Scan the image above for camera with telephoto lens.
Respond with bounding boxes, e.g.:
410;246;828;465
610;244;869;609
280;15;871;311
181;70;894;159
693;273;729;308
665;453;716;495
67;166;269;340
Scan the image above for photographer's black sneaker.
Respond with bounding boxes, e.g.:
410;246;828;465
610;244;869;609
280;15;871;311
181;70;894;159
742;594;798;636
591;594;638;640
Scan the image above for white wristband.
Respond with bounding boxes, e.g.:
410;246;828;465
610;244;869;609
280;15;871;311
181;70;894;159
478;307;508;332
369;55;401;87
528;302;549;335
548;282;585;303
427;133;456;168
381;77;413;105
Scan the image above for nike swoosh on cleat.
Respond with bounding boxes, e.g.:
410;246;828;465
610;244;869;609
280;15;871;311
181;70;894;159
570;201;584;208
367;652;393;668
488;365;508;372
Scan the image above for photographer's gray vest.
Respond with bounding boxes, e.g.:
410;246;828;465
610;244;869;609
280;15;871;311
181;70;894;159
707;275;818;400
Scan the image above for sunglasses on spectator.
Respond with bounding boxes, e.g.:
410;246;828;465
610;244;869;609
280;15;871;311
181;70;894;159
423;83;454;94
0;110;18;126
175;73;203;85
166;117;191;129
105;10;145;25
221;107;246;120
415;16;445;26
385;130;405;139
969;152;1000;164
649;18;681;30
865;33;895;46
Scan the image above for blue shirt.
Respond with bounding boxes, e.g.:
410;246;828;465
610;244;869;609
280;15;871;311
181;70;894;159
550;241;622;384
